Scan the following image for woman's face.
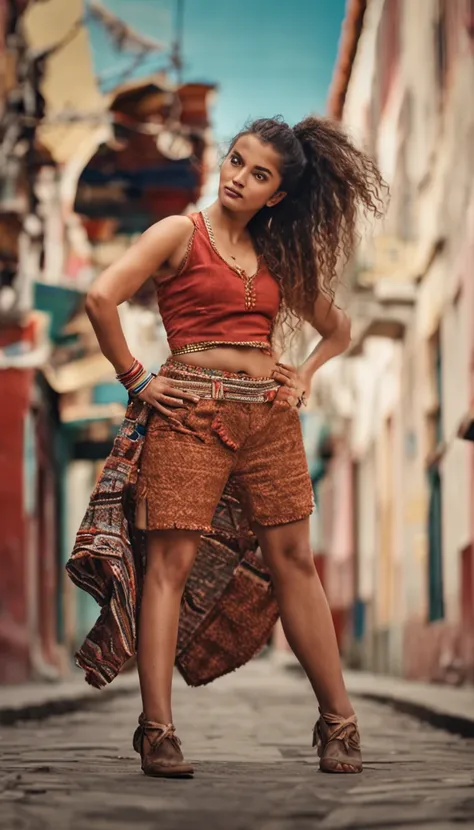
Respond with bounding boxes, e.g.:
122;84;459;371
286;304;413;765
218;134;286;214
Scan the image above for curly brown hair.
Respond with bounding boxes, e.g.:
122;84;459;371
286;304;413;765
229;115;386;329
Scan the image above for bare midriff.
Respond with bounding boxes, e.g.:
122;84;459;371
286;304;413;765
161;212;282;378
172;345;279;378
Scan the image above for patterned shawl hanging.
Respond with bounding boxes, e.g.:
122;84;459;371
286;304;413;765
66;398;279;688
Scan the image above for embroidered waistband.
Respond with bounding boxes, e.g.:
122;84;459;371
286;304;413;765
160;359;279;403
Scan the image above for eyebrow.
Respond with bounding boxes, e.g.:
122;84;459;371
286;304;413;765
232;149;274;177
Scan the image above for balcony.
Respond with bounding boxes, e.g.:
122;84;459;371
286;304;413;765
347;281;416;356
345;234;421;355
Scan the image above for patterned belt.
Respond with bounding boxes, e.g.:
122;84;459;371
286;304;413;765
169;376;279;403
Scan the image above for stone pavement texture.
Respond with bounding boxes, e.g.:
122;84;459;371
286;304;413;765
0;670;139;725
344;669;474;738
0;660;473;830
3;657;474;735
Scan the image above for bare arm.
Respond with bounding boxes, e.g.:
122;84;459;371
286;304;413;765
299;291;351;380
85;215;193;374
85;215;200;414
272;292;351;405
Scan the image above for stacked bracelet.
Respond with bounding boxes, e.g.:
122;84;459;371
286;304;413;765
116;358;154;397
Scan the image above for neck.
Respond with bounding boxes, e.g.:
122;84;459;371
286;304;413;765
205;200;256;244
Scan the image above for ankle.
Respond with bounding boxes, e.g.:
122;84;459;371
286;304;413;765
142;710;173;726
318;699;355;721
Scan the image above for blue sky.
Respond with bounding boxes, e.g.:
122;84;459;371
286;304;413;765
87;0;346;146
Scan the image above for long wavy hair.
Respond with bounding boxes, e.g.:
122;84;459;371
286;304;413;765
228;116;386;337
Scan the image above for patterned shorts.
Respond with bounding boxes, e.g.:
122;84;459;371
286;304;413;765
135;360;314;532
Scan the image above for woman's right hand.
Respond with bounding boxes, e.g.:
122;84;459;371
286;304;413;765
137;376;199;417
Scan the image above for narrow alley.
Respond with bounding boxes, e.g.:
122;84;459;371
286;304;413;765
1;661;473;830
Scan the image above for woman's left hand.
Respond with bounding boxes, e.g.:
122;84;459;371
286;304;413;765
271;362;310;409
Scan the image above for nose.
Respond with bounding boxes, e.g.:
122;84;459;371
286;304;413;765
232;172;245;188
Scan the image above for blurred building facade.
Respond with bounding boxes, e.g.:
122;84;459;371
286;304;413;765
0;0;215;683
320;0;474;684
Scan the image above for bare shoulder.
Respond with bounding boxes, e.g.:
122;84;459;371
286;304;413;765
144;214;195;247
85;214;197;307
143;214;196;280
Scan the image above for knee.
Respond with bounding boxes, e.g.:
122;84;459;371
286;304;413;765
145;542;195;592
270;542;316;579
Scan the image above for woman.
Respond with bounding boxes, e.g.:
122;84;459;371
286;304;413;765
85;116;384;778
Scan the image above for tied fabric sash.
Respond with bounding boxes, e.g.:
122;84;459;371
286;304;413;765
66;389;279;689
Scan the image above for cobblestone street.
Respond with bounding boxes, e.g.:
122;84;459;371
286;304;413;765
0;660;473;830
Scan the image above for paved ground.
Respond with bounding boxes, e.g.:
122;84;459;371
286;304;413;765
0;660;473;830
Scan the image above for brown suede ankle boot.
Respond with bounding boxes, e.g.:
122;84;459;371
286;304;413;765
132;714;194;778
312;710;363;774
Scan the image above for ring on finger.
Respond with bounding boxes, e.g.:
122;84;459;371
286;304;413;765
296;391;308;409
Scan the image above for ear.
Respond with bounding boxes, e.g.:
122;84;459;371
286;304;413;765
266;190;287;208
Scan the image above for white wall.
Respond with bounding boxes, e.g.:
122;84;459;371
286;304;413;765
336;0;474;648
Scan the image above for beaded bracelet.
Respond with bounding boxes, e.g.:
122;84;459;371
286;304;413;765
116;358;154;397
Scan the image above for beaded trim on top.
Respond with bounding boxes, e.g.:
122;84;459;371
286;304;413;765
201;210;259;311
170;340;272;356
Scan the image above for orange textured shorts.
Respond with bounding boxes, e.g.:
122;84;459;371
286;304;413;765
135;362;314;532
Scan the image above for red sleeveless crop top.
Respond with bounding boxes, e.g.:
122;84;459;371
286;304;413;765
156;211;281;356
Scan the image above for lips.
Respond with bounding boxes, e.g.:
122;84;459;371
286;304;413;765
224;186;243;199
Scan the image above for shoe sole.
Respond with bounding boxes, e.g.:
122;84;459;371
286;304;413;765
320;762;363;774
143;768;195;779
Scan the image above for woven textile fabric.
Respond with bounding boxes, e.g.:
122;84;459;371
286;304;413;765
66;397;279;689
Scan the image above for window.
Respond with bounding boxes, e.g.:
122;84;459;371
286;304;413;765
465;0;474;44
376;0;401;114
434;1;448;90
426;331;444;622
434;0;462;94
427;466;444;621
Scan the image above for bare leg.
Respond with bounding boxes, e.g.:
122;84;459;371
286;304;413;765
137;529;201;724
255;518;353;719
